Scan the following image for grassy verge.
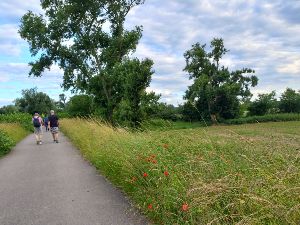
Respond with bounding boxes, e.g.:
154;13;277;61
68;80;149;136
61;119;300;224
140;119;207;131
0;123;30;157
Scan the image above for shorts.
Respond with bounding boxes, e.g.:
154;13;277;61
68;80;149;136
50;127;59;134
34;127;43;135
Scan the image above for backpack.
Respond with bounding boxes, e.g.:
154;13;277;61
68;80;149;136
33;117;41;127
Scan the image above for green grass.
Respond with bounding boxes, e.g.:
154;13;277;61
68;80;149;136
61;119;300;225
0;123;30;157
141;119;207;131
224;113;300;125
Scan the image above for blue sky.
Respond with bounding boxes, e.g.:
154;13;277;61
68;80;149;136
0;0;300;106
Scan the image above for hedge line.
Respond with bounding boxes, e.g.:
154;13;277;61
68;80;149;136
223;113;300;125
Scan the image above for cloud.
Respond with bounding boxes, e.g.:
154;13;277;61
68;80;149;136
1;0;300;106
0;24;25;56
0;0;42;22
124;0;300;104
0;62;66;106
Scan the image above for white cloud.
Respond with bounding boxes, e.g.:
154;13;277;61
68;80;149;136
1;0;300;106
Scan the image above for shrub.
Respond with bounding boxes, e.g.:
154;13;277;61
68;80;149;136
0;130;14;156
224;113;300;125
0;113;33;131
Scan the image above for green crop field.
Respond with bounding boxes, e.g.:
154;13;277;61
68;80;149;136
61;119;300;225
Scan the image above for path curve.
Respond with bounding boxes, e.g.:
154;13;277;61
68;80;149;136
0;131;148;225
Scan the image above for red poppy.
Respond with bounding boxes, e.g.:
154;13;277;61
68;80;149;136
148;204;153;210
151;159;158;164
143;173;148;177
164;171;169;176
182;203;189;211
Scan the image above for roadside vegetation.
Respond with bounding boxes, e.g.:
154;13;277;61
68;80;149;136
61;118;300;225
0;123;30;157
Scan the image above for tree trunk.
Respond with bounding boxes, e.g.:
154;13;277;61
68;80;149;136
210;114;218;125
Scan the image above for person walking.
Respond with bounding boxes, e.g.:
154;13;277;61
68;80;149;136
48;110;59;143
32;112;43;145
43;116;49;132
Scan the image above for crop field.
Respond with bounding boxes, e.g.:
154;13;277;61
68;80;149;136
61;119;300;225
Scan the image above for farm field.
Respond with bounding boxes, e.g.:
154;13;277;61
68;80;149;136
61;119;300;225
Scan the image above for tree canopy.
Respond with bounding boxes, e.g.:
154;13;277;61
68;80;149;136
183;38;258;123
19;0;153;125
14;88;55;114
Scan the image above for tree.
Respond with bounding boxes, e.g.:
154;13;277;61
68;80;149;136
183;38;258;124
19;0;153;125
279;88;300;113
66;95;94;117
14;88;55;114
248;91;278;116
140;91;162;118
181;102;201;122
58;93;67;109
0;105;19;114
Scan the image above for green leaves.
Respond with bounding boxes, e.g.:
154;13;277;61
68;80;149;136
0;130;14;156
183;38;258;122
14;88;55;114
19;0;150;126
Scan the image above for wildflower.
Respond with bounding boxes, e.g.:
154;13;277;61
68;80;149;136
182;203;189;211
148;204;153;210
131;177;137;183
163;144;169;149
164;171;169;176
143;172;148;177
151;159;158;164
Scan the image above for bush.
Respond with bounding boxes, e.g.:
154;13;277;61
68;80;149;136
223;113;300;125
0;130;14;156
66;95;94;117
0;113;33;131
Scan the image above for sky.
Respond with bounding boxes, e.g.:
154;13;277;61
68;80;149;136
0;0;300;106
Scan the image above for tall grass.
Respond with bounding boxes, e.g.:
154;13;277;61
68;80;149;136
61;119;300;224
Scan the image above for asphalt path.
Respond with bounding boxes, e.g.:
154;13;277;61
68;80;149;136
0;131;148;225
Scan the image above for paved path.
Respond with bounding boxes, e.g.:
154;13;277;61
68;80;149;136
0;131;148;225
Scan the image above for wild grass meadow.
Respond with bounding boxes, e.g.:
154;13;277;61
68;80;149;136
61;119;300;225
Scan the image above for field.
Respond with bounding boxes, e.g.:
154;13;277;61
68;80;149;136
61;119;300;225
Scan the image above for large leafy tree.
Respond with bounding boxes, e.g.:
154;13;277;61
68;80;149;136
183;38;258;123
19;0;153;124
279;88;300;113
14;88;55;114
66;95;94;117
248;91;278;116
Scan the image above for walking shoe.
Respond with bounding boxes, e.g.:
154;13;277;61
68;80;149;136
36;141;39;145
39;141;42;145
56;140;59;143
